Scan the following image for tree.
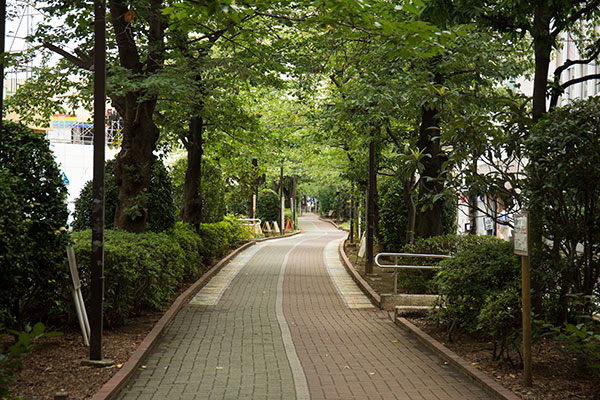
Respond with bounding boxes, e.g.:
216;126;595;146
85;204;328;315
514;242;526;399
28;0;167;232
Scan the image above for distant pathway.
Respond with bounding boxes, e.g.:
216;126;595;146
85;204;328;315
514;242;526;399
117;214;490;399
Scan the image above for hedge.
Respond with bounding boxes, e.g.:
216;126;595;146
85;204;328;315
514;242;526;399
71;218;246;327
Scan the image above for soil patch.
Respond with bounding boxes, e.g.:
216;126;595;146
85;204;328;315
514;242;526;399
343;240;600;400
5;311;162;400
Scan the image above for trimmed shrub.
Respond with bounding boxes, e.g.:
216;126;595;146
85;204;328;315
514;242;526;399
71;218;246;326
431;236;521;360
72;158;175;232
0;121;70;328
394;234;485;294
256;189;280;223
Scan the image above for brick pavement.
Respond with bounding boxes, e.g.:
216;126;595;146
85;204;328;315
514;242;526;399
116;214;491;400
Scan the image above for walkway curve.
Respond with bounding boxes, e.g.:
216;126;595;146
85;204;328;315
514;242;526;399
116;214;491;400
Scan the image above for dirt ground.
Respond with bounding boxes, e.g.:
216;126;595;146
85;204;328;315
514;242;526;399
343;239;600;400
5;311;163;400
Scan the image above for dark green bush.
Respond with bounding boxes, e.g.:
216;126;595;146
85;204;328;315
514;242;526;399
72;158;175;232
394;234;484;294
431;236;521;360
379;179;408;251
0;121;70;328
71;218;245;326
256;189;280;223
170;157;227;223
379;178;457;252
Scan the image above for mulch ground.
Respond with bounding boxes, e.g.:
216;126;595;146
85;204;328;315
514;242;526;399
6;311;162;400
342;238;600;400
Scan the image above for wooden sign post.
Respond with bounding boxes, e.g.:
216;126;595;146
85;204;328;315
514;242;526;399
514;211;532;387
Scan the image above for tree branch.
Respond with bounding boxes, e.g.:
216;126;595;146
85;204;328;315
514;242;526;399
42;43;93;70
551;0;600;37
550;73;600;109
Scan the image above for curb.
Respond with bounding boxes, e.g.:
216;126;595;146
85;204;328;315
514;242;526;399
337;238;382;307
92;237;270;400
338;240;519;400
395;317;520;400
253;230;302;242
318;217;348;231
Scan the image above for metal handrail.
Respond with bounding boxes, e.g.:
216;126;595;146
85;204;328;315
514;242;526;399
375;252;452;294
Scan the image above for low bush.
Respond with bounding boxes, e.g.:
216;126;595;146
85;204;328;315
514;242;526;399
431;236;521;362
71;218;246;327
555;319;600;374
394;234;488;294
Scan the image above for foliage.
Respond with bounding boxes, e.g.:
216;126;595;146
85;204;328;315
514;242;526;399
395;234;476;294
73;159;175;232
555;319;600;374
0;121;70;328
256;189;280;223
379;179;409;251
526;97;600;320
380;177;457;252
1;322;61;398
170;157;228;223
71;217;245;327
431;236;521;361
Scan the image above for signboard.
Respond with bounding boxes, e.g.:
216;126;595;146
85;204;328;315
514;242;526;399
484;217;493;231
514;212;529;256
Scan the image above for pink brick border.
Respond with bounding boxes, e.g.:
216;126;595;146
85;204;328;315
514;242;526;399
91;232;301;400
338;239;520;400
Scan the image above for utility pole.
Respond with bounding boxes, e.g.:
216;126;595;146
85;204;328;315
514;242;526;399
84;0;111;366
365;130;376;274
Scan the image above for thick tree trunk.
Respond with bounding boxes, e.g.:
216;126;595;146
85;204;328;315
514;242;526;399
182;116;204;230
113;98;159;232
416;104;444;238
109;0;165;233
365;128;377;274
532;6;552;122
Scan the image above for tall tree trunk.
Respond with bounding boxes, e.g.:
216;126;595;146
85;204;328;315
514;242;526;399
532;6;552;122
529;6;553;314
416;104;444;238
365;128;377;274
110;0;165;233
113;98;159;232
182;116;203;230
403;177;416;245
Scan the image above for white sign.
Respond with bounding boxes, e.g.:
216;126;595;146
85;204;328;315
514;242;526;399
514;212;529;256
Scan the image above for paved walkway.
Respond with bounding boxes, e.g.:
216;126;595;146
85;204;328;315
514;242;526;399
117;215;490;400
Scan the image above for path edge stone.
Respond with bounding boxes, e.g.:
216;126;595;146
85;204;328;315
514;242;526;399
92;233;300;400
395;317;521;400
338;238;520;400
337;238;382;307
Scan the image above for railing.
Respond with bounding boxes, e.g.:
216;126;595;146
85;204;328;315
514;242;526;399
237;218;262;237
374;253;452;294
